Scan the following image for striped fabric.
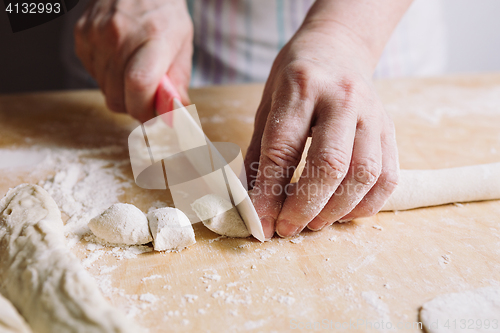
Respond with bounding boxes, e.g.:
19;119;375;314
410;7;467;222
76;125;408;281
187;0;447;87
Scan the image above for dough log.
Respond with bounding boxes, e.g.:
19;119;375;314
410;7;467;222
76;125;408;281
381;162;500;211
0;293;32;333
0;184;144;333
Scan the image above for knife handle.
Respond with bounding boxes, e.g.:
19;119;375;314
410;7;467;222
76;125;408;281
156;75;181;114
155;75;181;127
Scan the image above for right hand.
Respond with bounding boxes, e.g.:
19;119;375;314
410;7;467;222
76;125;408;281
74;0;193;122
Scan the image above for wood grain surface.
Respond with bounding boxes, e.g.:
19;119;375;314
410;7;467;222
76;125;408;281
0;73;499;332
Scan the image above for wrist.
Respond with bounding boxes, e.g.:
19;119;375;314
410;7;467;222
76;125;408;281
293;21;378;77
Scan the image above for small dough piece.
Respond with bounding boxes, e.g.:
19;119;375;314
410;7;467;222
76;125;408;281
191;194;250;238
0;293;32;333
420;287;500;333
147;207;196;251
89;203;152;245
0;184;144;333
381;162;500;211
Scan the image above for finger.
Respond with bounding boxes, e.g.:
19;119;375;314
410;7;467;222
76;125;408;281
338;118;399;221
250;80;314;239
275;100;357;237
103;57;126;113
244;88;273;190
306;114;382;231
167;38;193;106
74;13;95;77
124;39;176;123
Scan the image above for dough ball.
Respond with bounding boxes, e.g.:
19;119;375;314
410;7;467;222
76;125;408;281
89;203;152;245
420;287;500;333
191;194;250;238
147;207;196;251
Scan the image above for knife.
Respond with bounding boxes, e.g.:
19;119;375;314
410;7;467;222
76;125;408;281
155;76;265;242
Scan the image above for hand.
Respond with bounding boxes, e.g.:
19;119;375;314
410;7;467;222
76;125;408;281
245;21;400;239
74;0;192;122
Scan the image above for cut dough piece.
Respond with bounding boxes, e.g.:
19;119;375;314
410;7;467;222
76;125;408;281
191;194;251;238
147;207;196;251
89;203;152;245
382;162;500;211
0;184;144;333
420;287;500;333
0;293;32;333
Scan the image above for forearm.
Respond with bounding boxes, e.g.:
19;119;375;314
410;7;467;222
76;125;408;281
301;0;413;71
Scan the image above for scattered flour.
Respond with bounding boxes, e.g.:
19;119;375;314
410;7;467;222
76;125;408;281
290;236;304;244
36;146;131;243
183;295;198;303
139;293;158;304
141;275;163;282
202;273;221;282
361;291;391;323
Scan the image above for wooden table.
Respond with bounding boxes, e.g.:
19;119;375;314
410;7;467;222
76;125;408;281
1;73;499;332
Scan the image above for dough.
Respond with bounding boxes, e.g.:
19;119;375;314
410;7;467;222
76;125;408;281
420;287;500;333
89;203;152;245
382;162;500;211
0;184;144;333
147;207;196;251
191;194;251;238
294;138;500;211
0;293;32;333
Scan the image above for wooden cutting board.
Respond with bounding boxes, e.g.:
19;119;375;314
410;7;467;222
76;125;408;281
0;73;499;332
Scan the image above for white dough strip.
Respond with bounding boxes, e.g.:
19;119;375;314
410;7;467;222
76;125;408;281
382;162;500;211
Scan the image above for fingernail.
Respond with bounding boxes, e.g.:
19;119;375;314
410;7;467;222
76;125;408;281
260;216;275;240
276;219;300;238
338;218;353;223
306;224;322;231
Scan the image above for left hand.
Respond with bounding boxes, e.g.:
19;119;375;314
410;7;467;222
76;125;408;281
245;21;400;239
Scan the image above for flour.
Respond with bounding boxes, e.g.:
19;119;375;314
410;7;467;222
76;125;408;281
37;146;131;242
139;293;158;304
0;148;47;170
183;295;198;303
89;203;152;245
191;194;250;238
289;236;304;244
361;291;391;324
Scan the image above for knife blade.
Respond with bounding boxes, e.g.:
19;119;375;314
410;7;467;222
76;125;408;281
155;76;265;242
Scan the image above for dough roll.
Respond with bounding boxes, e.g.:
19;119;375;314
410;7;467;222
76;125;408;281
381;162;500;211
0;184;144;333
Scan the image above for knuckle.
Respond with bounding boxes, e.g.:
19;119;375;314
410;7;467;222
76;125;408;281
314;147;350;179
334;75;362;114
279;60;316;100
352;157;381;185
142;20;164;38
101;16;123;45
105;98;125;113
378;169;399;194
125;69;156;93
